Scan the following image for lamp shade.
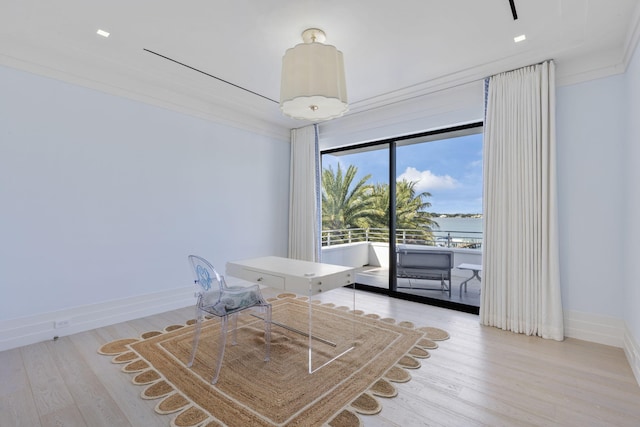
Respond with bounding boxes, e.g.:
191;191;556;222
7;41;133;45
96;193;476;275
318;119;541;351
280;31;348;121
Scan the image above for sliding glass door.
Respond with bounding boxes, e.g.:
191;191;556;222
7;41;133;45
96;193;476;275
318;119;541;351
320;124;483;313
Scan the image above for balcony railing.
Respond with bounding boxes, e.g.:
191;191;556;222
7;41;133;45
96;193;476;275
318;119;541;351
321;227;483;249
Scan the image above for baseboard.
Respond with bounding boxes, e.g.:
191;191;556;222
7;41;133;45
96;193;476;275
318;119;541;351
561;311;640;387
563;310;625;348
0;286;195;352
623;325;640;387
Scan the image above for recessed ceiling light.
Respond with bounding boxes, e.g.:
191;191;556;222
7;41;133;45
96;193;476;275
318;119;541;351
514;34;526;43
96;29;110;38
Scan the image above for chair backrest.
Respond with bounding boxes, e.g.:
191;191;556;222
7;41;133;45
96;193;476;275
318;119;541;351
188;255;224;292
397;249;453;269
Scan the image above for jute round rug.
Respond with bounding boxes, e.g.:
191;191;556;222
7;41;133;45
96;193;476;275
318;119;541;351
98;294;449;426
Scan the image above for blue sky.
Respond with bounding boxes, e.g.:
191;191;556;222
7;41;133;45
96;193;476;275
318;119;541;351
322;133;483;214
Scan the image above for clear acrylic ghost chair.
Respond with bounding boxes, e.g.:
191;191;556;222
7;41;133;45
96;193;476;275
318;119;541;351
186;255;271;384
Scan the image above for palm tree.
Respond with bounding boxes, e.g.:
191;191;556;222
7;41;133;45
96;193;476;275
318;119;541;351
321;164;378;233
321;163;439;244
368;180;438;243
395;180;438;231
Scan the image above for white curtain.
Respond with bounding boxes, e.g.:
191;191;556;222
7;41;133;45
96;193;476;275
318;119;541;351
481;60;564;341
288;125;320;262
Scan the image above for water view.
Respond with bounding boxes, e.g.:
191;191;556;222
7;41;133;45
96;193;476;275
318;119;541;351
432;216;482;233
430;216;483;248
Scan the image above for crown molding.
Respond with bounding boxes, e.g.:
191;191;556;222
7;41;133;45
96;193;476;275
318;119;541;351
0;53;293;142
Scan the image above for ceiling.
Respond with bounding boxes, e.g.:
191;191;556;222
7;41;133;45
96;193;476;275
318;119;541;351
1;0;639;137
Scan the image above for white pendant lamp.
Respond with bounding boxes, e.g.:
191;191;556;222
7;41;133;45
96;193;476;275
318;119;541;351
280;28;348;121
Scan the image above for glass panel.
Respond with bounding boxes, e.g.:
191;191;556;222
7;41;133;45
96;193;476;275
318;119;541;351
394;132;483;309
320;145;390;289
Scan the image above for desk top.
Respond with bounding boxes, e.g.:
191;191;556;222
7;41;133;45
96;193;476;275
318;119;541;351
227;256;353;279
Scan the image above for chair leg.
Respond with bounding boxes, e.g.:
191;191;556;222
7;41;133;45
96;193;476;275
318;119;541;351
230;313;238;346
211;315;229;385
187;311;204;368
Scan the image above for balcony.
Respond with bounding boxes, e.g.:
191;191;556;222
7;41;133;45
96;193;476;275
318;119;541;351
320;228;482;308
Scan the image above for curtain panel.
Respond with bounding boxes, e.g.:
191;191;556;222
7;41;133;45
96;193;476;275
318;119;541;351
288;125;320;262
481;60;564;341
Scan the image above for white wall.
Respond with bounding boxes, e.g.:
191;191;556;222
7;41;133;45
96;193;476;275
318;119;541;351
623;37;640;378
318;80;485;150
0;67;290;327
556;75;626;317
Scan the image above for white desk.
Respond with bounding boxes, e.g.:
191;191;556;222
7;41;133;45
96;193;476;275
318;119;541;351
226;256;356;373
226;256;354;295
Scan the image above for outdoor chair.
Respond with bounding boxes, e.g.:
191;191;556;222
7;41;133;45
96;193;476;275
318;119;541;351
396;247;453;297
186;255;271;384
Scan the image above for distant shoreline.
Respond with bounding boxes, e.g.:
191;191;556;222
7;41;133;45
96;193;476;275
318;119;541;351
431;213;482;218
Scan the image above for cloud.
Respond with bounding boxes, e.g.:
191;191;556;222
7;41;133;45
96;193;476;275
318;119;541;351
397;167;459;192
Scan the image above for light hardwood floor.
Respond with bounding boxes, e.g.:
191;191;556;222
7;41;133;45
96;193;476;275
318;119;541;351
2;287;639;427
